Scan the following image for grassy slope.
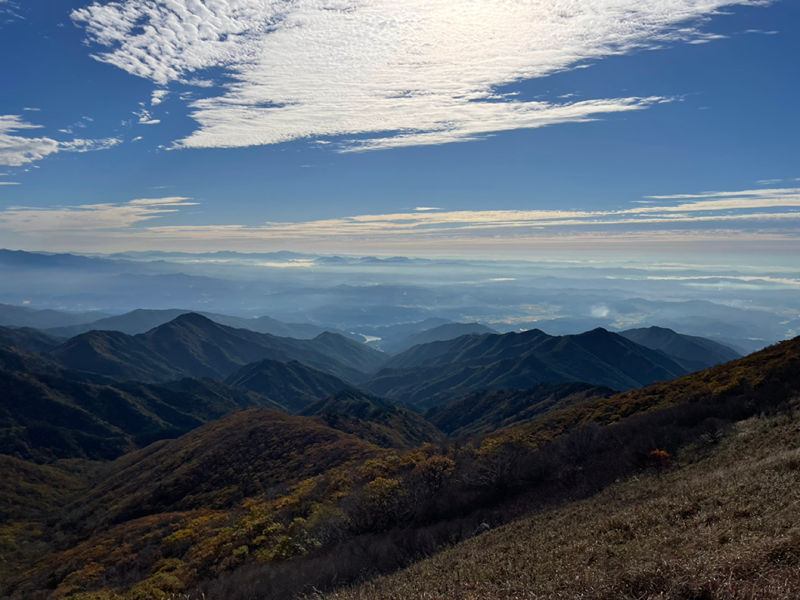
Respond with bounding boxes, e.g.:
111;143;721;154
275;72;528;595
328;413;800;600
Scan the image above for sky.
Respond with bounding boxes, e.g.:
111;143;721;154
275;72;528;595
0;0;798;260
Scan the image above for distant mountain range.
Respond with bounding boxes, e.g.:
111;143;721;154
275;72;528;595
382;322;499;355
2;307;744;414
364;328;693;408
44;308;363;341
618;326;740;371
0;303;109;330
48;313;385;384
3;314;745;463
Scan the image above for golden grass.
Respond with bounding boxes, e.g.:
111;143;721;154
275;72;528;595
325;412;800;600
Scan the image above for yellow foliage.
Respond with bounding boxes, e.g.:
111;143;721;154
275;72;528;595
400;443;437;468
357;455;402;481
412;455;456;495
366;477;407;507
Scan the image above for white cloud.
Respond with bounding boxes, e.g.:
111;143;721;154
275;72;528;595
5;185;797;253
0;115;126;166
0;115;60;167
151;89;170;105
134;109;160;125
180;77;215;88
0;197;197;232
0;181;21;185
131;136;143;142
0;0;23;23
414;207;440;212
71;0;765;152
60;137;123;153
23;107;40;112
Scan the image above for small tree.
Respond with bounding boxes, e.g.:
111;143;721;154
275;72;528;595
648;449;671;475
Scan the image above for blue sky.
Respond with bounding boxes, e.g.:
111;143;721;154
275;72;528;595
0;0;798;258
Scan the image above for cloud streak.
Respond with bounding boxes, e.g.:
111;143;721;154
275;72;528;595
2;187;798;255
71;0;765;152
0;115;59;167
0;197;197;232
0;115;123;166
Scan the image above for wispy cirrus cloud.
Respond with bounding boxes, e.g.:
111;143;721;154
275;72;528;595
71;0;767;152
0;115;122;167
0;115;60;167
60;137;123;153
1;187;799;255
0;197;197;232
0;0;23;25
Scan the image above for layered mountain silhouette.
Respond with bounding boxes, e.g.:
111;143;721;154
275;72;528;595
49;313;385;384
383;322;499;355
46;307;362;341
0;302;108;330
425;382;616;438
619;326;741;370
364;328;690;408
300;390;441;448
224;358;357;413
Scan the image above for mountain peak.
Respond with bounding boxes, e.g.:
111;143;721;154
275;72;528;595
169;312;216;327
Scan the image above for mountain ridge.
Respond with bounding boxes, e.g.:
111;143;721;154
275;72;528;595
365;327;689;407
48;313;385;384
45;307;363;341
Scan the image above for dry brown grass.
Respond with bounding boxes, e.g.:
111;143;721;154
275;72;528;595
325;412;800;600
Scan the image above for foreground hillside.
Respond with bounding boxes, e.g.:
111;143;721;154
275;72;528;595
327;412;800;600
425;382;615;437
2;337;798;600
